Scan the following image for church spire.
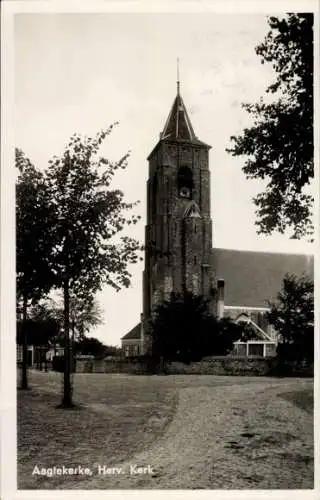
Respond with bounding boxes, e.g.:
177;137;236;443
177;57;180;96
160;64;196;142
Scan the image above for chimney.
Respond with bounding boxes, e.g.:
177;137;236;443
217;279;225;320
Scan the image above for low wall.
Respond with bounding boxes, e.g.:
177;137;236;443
167;357;274;376
75;359;149;375
73;357;313;377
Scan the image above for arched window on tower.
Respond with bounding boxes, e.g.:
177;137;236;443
177;166;193;199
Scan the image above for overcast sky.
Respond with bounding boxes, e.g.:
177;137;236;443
14;12;314;346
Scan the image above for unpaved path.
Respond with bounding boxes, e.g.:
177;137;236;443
64;378;313;489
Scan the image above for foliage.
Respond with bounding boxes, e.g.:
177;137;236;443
25;295;104;345
45;125;142;406
151;291;243;363
17;300;60;374
237;320;261;342
227;14;314;239
212;317;245;355
16;149;57;303
16;318;59;347
69;294;104;339
268;273;314;361
73;336;114;358
46;124;142;297
16;149;57;388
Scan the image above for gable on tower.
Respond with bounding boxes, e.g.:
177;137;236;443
183;200;201;218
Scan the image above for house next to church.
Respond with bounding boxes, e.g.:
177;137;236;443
121;82;313;358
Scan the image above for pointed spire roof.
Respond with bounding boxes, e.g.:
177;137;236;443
161;89;197;141
147;79;211;160
157;82;210;148
160;59;196;141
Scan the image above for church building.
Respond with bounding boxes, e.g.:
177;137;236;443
121;83;313;358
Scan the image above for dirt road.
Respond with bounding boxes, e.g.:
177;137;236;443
64;377;313;489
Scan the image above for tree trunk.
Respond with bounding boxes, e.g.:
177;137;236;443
159;356;164;373
35;348;39;370
20;294;29;389
60;278;73;407
71;320;76;372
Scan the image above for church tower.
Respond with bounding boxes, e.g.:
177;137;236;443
142;81;215;351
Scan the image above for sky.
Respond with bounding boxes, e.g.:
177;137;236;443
14;12;314;346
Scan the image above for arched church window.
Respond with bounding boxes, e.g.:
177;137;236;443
177;166;193;199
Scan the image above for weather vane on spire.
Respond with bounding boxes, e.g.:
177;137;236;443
177;57;180;95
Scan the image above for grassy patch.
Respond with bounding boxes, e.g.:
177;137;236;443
18;371;177;489
279;387;313;413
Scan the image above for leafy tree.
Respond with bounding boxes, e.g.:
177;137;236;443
151;291;242;364
215;317;245;354
74;336;109;358
18;299;59;370
16;149;57;389
227;14;313;239
25;295;104;361
236;320;262;342
268;273;314;362
69;294;104;341
60;295;104;363
17;316;60;371
46;125;142;407
17;317;59;347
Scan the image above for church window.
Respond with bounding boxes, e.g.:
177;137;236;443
177;166;193;199
194;256;197;265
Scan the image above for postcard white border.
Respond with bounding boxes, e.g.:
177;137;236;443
1;1;319;499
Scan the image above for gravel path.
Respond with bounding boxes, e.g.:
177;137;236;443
64;377;313;489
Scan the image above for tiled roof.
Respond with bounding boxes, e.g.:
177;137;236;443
121;323;141;340
212;248;314;309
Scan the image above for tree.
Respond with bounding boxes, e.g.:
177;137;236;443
151;291;242;364
69;295;104;341
16;149;57;389
17;316;59;371
46;125;142;407
227;14;313;239
268;273;314;362
74;336;109;358
236;320;262;342
65;295;104;365
25;295;105;364
17;315;59;347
